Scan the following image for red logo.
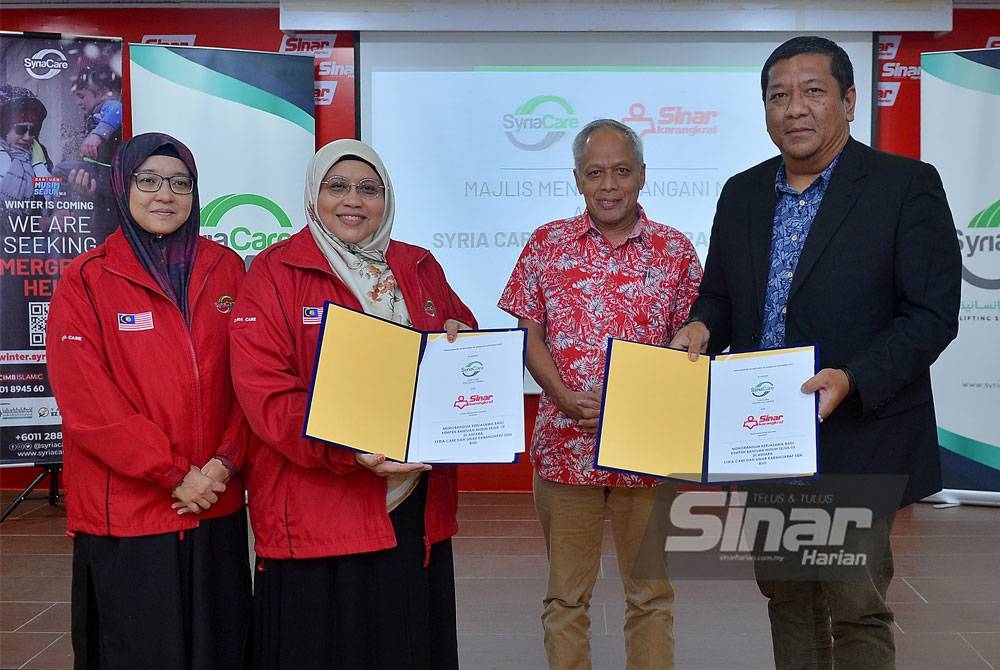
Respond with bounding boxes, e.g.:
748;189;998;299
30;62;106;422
987;37;1000;49
743;414;783;430
142;34;196;46
453;394;494;410
622;102;718;139
315;81;337;106
878;35;901;60
877;82;900;107
280;34;336;58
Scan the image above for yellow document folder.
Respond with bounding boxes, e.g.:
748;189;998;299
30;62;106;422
597;340;709;482
304;304;421;462
596;340;817;482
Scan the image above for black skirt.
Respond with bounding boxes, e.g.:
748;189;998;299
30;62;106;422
71;509;252;670
251;475;459;670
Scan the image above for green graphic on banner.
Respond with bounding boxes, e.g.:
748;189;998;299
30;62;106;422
939;427;1000;471
130;45;313;132
201;194;293;253
969;199;1000;228
922;52;1000;96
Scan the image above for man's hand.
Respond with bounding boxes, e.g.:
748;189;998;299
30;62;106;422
356;453;432;476
171;465;227;515
801;368;852;421
669;321;710;361
554;388;602;434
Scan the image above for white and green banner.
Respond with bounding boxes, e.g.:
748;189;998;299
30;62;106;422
922;48;1000;497
130;44;315;263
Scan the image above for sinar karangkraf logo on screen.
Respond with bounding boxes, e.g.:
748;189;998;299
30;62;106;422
24;48;69;80
503;95;579;151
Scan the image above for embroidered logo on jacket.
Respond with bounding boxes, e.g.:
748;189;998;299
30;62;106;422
117;312;154;331
215;295;235;314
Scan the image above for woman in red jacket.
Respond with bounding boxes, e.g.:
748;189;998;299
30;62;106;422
46;133;251;669
230;139;475;669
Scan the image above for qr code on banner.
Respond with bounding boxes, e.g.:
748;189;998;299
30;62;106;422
29;302;49;347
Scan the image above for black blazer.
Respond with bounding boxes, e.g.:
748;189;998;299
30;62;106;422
689;138;962;506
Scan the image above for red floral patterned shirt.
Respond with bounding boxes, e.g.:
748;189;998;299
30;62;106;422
499;208;703;487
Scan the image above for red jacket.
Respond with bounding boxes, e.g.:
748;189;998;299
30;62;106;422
47;231;248;537
229;229;476;560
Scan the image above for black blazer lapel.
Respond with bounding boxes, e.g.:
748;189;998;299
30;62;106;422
789;138;868;300
749;162;779;332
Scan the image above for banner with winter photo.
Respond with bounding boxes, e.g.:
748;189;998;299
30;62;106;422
1;32;123;467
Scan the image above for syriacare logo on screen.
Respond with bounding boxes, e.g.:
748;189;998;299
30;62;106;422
502;95;580;151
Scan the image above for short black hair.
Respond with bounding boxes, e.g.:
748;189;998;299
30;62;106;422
761;36;854;101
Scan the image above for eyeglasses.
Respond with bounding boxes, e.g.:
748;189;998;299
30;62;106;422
321;177;385;199
132;172;195;195
10;123;37;136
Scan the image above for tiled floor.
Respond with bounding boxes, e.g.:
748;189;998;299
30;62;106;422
1;491;999;669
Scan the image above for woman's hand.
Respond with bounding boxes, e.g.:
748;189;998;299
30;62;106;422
171;465;227;515
356;452;431;477
443;319;472;343
199;457;232;485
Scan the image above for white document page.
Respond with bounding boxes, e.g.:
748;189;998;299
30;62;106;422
705;347;818;482
408;330;525;463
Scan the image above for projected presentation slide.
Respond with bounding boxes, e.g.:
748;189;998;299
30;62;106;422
361;32;873;330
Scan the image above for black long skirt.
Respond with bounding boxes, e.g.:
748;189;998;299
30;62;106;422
251;476;459;670
71;510;252;670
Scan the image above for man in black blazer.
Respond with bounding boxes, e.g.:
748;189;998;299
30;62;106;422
671;36;961;668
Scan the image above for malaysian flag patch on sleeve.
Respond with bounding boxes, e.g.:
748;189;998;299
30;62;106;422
302;306;323;325
118;312;154;331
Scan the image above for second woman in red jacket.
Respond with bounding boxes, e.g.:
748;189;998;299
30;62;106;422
230;139;475;669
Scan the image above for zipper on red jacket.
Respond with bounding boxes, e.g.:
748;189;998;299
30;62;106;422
104;468;112;534
184;258;222;468
104;251;222;466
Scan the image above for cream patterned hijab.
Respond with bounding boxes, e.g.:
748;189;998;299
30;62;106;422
306;140;418;506
305;139;410;326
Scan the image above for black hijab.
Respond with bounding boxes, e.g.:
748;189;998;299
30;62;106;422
110;132;200;320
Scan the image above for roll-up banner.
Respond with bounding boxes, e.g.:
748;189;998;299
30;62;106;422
1;33;123;468
129;44;316;262
922;48;1000;501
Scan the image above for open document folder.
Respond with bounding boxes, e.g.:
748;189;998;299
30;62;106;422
304;303;526;463
595;341;818;483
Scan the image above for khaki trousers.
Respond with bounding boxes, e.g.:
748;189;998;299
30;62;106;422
533;473;675;670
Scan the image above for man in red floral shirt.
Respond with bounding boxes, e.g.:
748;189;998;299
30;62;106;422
499;119;702;670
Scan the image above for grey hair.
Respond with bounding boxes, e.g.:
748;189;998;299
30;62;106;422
572;119;644;170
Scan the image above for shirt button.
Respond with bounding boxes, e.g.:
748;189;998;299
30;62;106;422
791;234;799;241
787;271;794;278
781;307;787;314
799;200;806;206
